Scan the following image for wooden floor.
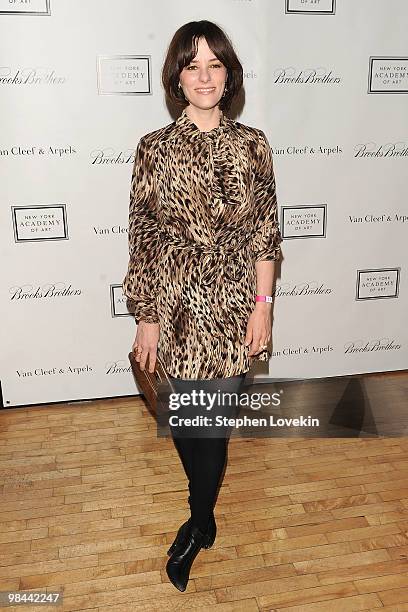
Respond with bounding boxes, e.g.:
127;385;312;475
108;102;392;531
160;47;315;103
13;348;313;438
1;372;408;611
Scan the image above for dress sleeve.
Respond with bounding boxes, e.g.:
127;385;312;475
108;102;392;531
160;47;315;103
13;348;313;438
122;136;160;324
251;129;283;262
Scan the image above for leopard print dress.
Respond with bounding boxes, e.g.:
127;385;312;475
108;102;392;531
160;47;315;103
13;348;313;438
122;108;283;379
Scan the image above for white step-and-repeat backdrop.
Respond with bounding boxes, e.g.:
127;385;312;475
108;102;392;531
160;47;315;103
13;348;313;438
1;0;407;407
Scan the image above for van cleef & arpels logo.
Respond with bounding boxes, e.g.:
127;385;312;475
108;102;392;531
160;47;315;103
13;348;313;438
349;212;408;225
17;364;92;379
3;145;76;158
272;145;342;157
271;344;334;358
93;225;128;237
10;283;82;300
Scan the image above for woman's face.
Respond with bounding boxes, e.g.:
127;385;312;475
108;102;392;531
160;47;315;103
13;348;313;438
179;36;227;111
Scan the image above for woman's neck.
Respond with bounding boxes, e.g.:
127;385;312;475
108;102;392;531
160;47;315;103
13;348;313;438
185;105;221;132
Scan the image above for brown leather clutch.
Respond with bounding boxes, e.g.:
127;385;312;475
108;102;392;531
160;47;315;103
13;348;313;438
128;348;176;413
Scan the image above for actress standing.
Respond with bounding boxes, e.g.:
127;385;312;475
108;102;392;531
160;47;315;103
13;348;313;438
122;20;283;592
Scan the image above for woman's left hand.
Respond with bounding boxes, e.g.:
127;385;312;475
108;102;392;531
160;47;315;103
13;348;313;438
244;304;272;357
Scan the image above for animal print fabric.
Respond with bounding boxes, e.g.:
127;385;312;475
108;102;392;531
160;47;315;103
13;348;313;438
122;108;282;379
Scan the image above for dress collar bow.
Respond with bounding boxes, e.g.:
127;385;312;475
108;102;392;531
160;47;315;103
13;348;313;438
173;107;232;142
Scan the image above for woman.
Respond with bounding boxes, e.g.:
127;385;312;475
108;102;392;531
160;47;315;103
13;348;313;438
122;20;282;592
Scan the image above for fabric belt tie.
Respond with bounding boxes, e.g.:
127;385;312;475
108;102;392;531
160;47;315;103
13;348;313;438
157;228;253;286
157;228;255;340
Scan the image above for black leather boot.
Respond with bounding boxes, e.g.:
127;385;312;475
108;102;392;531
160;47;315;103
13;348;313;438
166;524;206;592
167;494;217;555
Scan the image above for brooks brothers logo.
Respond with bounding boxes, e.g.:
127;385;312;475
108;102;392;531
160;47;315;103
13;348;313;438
106;360;133;375
344;338;401;354
0;66;65;85
274;281;332;298
286;0;336;16
281;205;326;239
354;141;408;158
111;284;130;317
90;147;135;165
274;65;340;85
0;0;50;15
97;55;151;95
368;57;408;94
12;205;68;241
356;269;400;300
10;283;82;301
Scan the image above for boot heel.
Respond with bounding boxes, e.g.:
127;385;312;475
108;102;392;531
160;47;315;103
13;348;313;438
202;533;215;549
202;513;216;549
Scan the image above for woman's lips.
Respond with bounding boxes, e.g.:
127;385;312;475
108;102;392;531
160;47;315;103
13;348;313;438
195;87;216;94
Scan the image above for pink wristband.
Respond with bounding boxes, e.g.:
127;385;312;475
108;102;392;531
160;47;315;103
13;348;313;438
256;295;273;303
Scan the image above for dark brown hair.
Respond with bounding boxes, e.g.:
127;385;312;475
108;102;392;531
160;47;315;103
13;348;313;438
162;20;243;112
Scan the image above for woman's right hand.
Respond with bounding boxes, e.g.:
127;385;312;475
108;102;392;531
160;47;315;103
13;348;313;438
132;321;160;373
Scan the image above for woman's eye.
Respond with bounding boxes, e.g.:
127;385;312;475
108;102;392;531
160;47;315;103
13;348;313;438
185;63;222;70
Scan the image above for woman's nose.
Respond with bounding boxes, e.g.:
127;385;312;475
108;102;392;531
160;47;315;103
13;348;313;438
198;69;211;82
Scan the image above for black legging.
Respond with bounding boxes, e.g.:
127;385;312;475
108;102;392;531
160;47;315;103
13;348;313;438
168;373;246;533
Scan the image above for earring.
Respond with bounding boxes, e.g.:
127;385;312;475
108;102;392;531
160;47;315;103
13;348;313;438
178;82;186;98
